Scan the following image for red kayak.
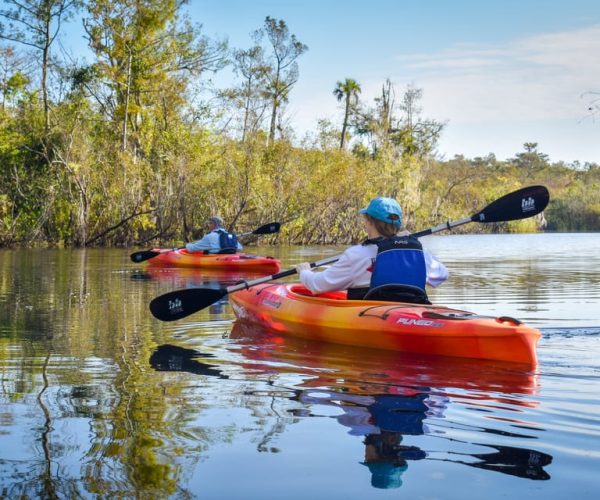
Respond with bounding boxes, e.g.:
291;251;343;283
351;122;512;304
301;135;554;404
146;248;281;273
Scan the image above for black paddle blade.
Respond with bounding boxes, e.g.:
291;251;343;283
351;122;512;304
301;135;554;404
253;222;280;235
149;287;227;321
130;250;161;263
473;185;549;223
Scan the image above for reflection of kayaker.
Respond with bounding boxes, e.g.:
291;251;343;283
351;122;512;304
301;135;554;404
363;433;412;489
228;327;552;484
299;389;439;489
148;341;552;486
298;389;446;435
298;388;552;487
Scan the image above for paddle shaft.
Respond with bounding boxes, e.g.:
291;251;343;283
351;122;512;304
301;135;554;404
226;255;340;294
413;216;472;238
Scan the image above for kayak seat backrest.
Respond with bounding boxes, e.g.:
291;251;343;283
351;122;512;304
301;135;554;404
363;284;431;304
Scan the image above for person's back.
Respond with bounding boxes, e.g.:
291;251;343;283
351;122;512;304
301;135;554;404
216;229;240;254
185;216;243;254
368;234;427;291
296;197;448;301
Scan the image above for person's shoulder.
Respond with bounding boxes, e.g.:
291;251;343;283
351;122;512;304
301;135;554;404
343;243;375;258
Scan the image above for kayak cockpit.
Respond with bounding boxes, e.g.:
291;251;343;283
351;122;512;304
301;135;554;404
289;284;347;301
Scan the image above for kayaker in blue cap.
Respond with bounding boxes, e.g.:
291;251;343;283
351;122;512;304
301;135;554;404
295;197;448;301
185;216;243;254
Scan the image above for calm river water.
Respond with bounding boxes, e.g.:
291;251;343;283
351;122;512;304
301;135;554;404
1;233;599;499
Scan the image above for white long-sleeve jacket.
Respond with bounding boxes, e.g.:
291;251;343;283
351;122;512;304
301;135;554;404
298;243;448;294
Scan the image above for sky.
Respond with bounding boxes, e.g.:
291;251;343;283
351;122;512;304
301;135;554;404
181;0;600;164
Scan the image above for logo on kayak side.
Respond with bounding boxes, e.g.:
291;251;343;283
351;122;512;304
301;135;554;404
168;298;183;315
261;297;282;309
521;196;536;213
396;318;443;327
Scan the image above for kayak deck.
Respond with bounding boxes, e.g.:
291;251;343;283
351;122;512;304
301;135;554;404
230;283;541;366
147;248;281;272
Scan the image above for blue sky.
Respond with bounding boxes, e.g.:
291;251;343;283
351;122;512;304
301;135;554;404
58;0;600;163
183;0;600;163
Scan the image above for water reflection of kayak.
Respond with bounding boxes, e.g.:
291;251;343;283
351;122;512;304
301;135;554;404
229;283;541;366
136;266;269;288
146;248;281;272
228;320;540;400
228;326;552;484
149;338;551;487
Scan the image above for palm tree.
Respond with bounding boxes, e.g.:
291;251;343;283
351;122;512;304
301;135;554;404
333;78;361;149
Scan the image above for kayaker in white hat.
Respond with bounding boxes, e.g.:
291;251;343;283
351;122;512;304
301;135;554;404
295;197;448;301
185;216;243;254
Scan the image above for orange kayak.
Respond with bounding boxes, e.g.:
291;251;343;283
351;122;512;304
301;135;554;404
229;283;541;366
146;248;281;272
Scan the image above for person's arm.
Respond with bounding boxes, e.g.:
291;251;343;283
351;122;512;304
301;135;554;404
296;247;368;294
424;250;448;287
185;232;220;253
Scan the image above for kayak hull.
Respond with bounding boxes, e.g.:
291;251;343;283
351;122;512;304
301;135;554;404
229;283;541;366
146;248;281;272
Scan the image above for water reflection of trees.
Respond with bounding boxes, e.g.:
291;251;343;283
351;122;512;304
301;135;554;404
0;249;215;497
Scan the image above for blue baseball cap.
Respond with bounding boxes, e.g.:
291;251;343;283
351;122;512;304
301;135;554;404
359;197;403;226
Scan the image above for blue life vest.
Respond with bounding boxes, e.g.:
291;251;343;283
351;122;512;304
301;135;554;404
217;229;239;254
369;236;426;290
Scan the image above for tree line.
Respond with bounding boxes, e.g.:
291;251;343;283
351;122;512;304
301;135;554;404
0;0;597;248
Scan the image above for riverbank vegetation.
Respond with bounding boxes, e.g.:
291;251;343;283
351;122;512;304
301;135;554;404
0;1;598;248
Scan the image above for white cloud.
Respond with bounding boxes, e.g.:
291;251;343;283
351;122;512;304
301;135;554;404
395;24;600;124
288;24;600;162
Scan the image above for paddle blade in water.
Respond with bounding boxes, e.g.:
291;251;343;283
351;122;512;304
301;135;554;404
149;287;227;321
130;250;162;263
473;185;550;223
